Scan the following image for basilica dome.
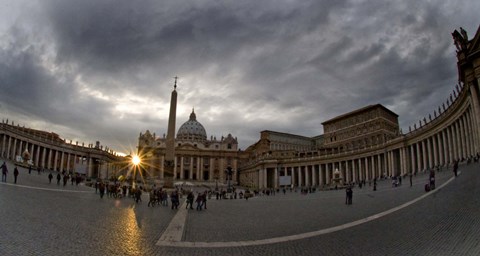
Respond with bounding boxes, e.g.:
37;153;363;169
176;109;207;142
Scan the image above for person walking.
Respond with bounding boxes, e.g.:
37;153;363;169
13;166;19;184
28;165;32;174
409;172;413;187
56;173;61;185
196;192;203;211
1;162;8;182
186;191;194;210
48;173;53;184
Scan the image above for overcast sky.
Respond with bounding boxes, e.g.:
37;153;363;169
0;0;478;154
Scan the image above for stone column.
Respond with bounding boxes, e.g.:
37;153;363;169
259;168;264;189
59;151;65;173
455;121;461;159
461;115;470;156
319;164;324;186
196;157;201;181
189;156;194;180
455;121;462;159
365;156;372;181
442;128;451;165
466;110;476;154
66;153;71;173
274;165;278;189
447;127;453;163
35;145;40;166
209;158;214;181
87;157;93;177
41;147;46;168
47;149;52;170
12;138;18;160
179;156;184;179
312;165;317;186
457;119;464;159
298;166;303;187
219;158;225;182
6;136;12;159
54;150;60;172
0;134;5;158
371;155;376;179
325;164;330;185
306;166;310;187
173;157;177;180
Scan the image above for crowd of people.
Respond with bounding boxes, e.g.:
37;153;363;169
3;153;479;209
1;161;85;186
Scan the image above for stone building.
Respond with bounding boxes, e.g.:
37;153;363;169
238;26;480;190
0;121;124;178
322;104;399;152
137;108;241;185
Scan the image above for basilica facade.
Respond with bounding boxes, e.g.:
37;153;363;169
137;109;240;185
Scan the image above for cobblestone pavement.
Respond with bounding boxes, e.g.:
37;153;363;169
1;159;479;255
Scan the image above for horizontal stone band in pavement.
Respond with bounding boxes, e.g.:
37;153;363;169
156;173;457;248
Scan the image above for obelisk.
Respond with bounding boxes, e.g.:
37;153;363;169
163;77;178;188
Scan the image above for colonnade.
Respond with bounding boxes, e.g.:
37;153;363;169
248;100;478;189
144;153;238;183
0;122;122;178
243;64;480;189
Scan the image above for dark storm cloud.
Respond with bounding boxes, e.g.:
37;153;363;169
1;0;479;151
0;24;115;141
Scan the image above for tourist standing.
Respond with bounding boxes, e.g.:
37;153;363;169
56;173;61;185
28;165;32;174
195;192;203;211
99;182;105;198
171;190;179;209
1;162;7;182
346;186;353;205
48;173;53;184
202;191;207;210
13;166;19;184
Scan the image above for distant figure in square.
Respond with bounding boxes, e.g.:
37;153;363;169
56;173;61;185
345;186;353;205
48;173;53;184
13;166;19;184
1;162;8;182
453;160;459;177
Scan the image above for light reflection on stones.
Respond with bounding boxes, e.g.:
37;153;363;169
121;207;142;255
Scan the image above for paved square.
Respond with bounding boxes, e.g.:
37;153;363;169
1;159;480;255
